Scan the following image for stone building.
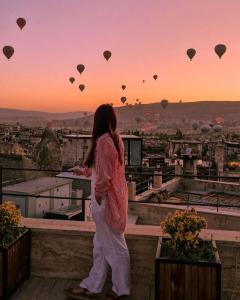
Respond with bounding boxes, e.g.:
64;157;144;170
33;126;62;170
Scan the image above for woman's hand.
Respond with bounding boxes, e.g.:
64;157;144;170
95;196;102;205
69;166;84;176
73;169;84;176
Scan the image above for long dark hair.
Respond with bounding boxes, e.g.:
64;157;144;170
84;104;122;167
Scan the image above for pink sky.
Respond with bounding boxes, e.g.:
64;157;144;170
0;0;240;112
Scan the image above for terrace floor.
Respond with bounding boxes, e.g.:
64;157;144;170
10;276;151;300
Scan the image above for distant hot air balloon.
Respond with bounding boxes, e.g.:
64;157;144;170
214;116;224;124
69;77;75;84
186;48;196;61
215;44;226;59
142;80;145;83
135;117;143;124
120;97;127;104
79;84;85;92
153;74;158;80
136;99;139;102
16;18;26;30
161;99;169;109
121;85;126;90
77;64;85;74
103;50;112;61
2;46;14;60
192;121;199;130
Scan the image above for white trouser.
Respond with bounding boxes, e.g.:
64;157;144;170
80;198;131;296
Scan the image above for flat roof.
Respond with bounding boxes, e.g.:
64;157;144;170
169;140;203;144
57;172;91;180
63;134;142;140
3;177;73;195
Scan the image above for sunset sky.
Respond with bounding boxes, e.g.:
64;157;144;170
1;0;240;112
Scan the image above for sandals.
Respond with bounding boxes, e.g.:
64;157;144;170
65;287;101;299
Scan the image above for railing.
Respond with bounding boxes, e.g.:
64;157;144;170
0;165;240;215
136;178;153;195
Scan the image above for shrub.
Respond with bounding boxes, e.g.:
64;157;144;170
0;201;21;248
161;208;215;261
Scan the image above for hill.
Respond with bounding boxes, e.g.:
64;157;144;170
1;101;240;129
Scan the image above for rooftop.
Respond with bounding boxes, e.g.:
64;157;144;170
9;218;240;300
63;134;142;140
3;177;73;194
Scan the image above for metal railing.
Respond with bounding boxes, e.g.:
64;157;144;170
0;165;239;214
136;178;153;195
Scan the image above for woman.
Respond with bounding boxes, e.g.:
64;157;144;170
67;104;131;300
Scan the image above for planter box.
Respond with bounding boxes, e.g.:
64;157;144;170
155;237;221;300
0;229;31;300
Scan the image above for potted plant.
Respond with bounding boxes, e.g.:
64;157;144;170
0;202;31;300
155;208;221;300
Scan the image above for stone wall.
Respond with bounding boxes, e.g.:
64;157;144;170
25;221;240;300
30;228;158;300
0;154;42;185
129;202;240;231
182;178;240;195
162;178;181;193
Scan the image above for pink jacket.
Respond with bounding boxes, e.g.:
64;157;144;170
84;133;128;233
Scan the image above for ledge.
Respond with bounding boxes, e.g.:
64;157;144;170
21;218;240;242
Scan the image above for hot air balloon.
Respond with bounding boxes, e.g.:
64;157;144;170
186;48;196;61
136;99;139;102
142;80;145;83
103;50;112;61
215;44;226;59
2;46;14;60
214;116;224;124
121;85;126;90
77;64;85;74
153;74;158;80
79;84;85;92
192;121;199;130
16;18;26;30
135;117;143;124
69;77;75;84
120;96;127;104
161;99;169;109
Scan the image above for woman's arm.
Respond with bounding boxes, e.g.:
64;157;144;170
71;166;92;177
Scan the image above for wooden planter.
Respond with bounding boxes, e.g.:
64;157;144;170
0;229;31;300
155;237;221;300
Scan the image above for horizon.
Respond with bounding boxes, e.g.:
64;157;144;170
1;1;240;112
0;100;240;114
1;99;240;114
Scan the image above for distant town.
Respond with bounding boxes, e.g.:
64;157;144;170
1;101;240;221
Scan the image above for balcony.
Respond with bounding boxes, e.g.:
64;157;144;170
5;213;239;300
0;167;239;299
